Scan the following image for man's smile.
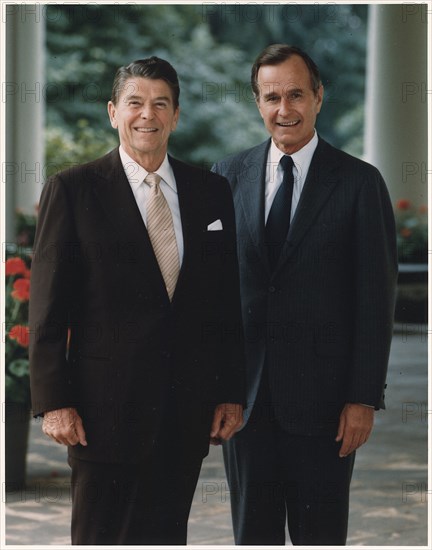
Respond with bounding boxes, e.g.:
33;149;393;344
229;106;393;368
276;120;301;127
134;127;158;133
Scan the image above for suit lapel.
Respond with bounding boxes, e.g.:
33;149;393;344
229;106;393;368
91;148;168;295
238;140;271;269
168;156;200;295
274;138;341;272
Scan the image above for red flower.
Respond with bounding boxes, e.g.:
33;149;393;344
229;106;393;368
9;325;30;348
400;228;412;238
396;199;411;210
11;278;30;302
6;257;27;276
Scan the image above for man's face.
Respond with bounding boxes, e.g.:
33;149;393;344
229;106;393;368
256;55;323;155
108;76;179;168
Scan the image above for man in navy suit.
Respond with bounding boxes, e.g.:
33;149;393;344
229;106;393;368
212;44;397;545
30;57;245;545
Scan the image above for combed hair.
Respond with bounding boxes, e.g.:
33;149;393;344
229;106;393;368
251;44;321;99
111;56;180;107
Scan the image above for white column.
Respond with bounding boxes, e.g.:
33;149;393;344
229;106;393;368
364;4;427;208
6;5;45;241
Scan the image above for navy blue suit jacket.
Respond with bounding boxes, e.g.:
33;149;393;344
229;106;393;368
213;137;397;435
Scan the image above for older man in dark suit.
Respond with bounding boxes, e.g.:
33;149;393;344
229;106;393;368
212;44;397;545
29;56;245;545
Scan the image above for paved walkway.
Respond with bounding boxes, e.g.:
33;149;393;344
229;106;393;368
3;324;428;547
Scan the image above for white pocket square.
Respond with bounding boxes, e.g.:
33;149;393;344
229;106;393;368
207;219;223;231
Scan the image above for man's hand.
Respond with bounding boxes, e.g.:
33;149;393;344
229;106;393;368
42;407;87;447
336;403;374;457
210;403;243;445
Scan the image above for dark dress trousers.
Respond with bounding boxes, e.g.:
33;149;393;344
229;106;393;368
212;137;398;545
29;148;245;544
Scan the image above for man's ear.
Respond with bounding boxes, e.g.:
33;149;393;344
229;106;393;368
315;85;324;115
107;101;118;129
171;106;180;131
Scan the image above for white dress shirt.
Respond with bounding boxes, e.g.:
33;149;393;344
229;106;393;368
119;146;184;265
264;130;319;224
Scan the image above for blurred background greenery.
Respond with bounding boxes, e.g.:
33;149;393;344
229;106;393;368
45;3;368;174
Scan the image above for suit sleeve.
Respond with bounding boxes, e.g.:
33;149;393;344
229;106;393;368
347;168;398;409
29;174;78;416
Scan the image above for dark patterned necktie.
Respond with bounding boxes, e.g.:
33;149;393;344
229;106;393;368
265;155;294;271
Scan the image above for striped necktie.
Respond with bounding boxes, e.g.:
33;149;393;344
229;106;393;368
145;172;180;301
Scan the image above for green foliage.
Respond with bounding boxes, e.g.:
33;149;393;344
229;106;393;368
394;201;428;263
45;119;117;177
15;210;37;247
45;4;368;167
6;357;31;404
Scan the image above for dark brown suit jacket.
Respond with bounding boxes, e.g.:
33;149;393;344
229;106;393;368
30;148;245;463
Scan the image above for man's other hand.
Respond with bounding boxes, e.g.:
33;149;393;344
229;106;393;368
336;403;374;457
42;407;87;447
210;403;243;445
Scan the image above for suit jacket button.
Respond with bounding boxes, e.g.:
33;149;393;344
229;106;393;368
269;286;276;293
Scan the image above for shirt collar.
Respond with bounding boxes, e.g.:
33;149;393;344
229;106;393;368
119;145;177;193
270;129;318;182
